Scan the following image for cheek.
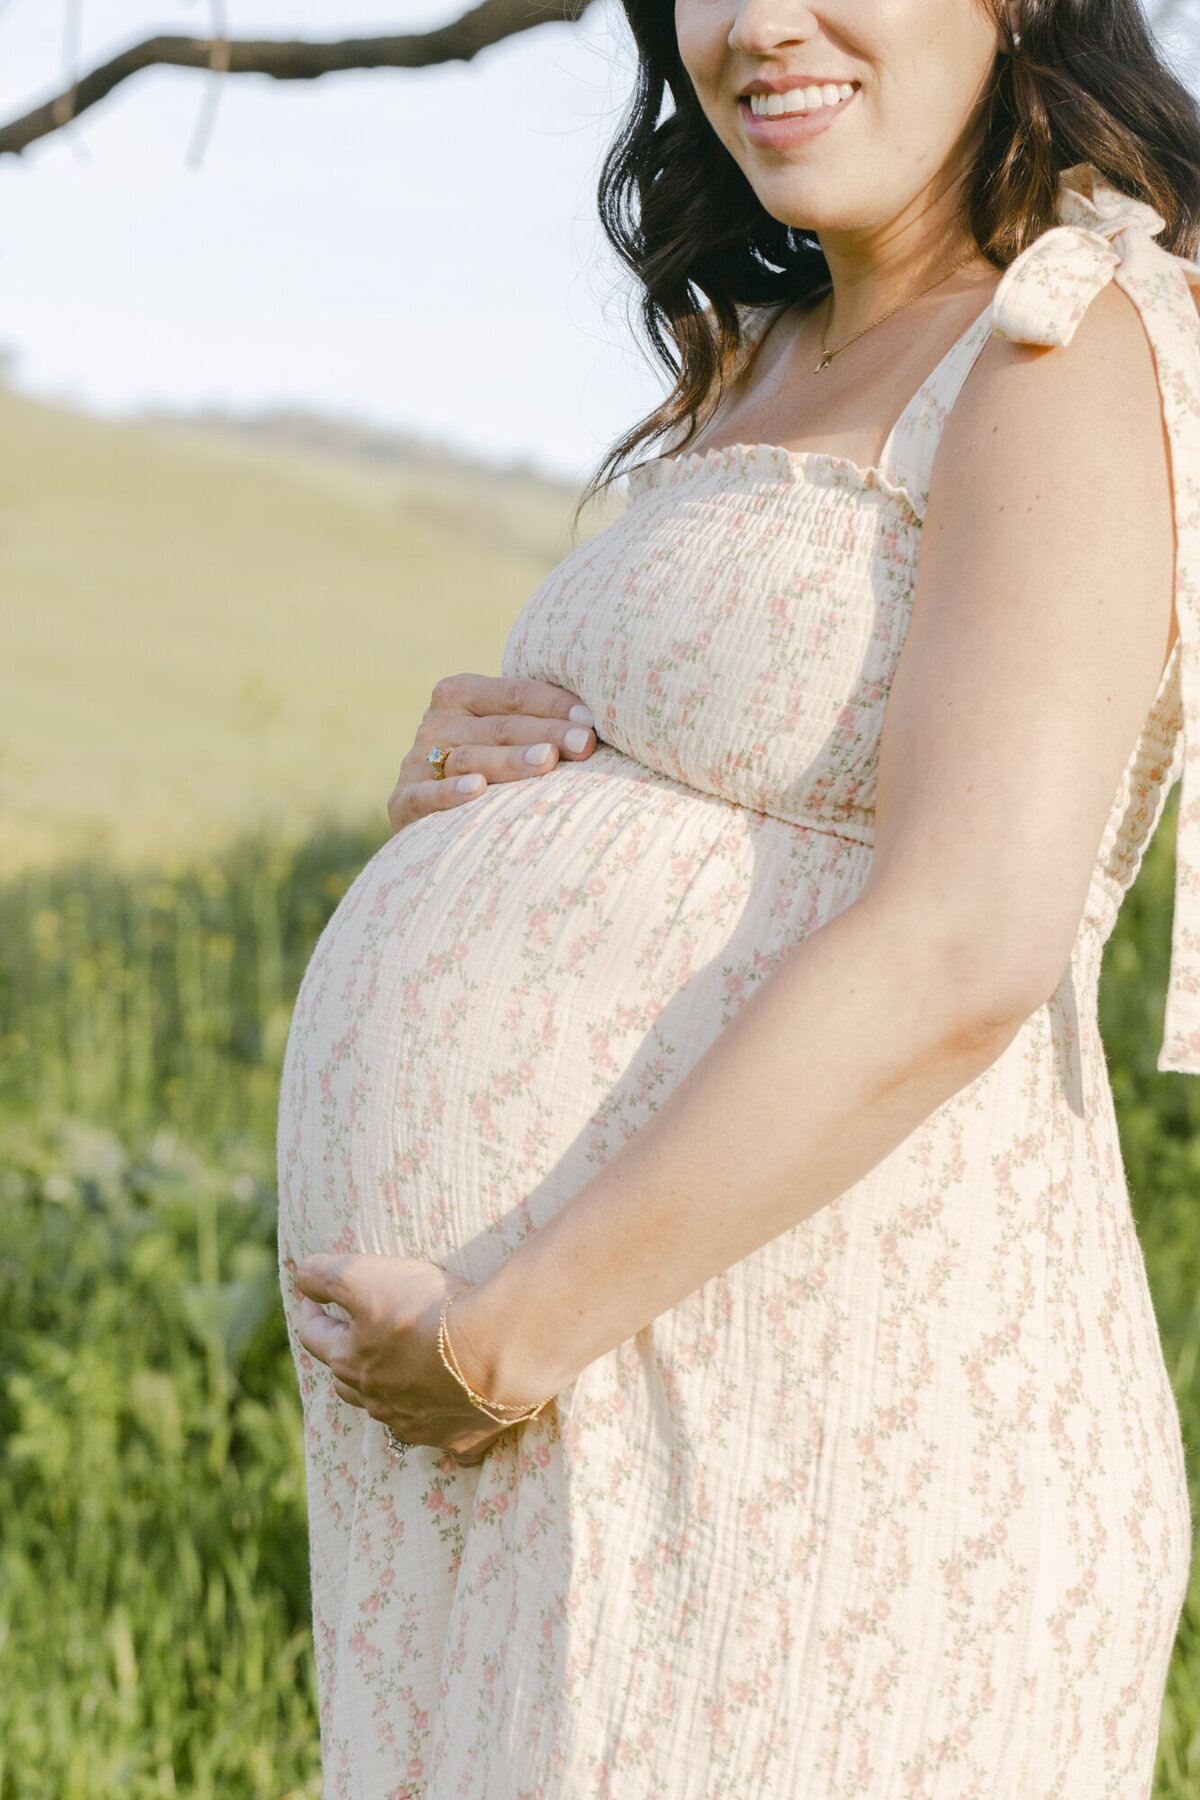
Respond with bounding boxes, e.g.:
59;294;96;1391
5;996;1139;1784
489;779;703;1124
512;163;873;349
674;1;730;104
871;22;996;148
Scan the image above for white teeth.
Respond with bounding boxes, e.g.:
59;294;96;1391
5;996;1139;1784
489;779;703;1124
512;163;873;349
749;84;856;118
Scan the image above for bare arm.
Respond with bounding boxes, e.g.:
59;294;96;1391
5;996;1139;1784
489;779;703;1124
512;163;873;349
451;282;1176;1404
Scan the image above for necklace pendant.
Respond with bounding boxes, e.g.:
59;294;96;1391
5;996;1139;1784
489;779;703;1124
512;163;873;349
814;351;834;373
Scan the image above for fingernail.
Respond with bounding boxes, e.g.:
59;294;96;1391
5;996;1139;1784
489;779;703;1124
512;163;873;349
525;742;552;766
568;705;595;726
457;773;485;794
564;728;589;754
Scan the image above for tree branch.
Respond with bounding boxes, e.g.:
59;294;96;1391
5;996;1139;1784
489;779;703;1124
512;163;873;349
0;0;594;157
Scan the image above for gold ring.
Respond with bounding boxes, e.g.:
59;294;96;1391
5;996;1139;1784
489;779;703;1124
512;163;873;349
427;745;451;780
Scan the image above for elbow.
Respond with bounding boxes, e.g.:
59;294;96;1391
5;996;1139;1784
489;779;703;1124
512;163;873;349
926;937;1068;1058
850;890;1070;1059
941;982;1052;1063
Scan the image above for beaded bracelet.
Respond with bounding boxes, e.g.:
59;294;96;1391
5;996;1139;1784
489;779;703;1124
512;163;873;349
437;1287;552;1427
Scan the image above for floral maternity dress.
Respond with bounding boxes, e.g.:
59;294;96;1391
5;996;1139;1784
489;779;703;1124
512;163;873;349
277;167;1198;1799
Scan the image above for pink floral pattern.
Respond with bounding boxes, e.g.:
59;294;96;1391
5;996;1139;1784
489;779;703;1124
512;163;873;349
278;166;1193;1798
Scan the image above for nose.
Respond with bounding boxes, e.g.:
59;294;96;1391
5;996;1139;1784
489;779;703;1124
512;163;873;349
726;0;817;56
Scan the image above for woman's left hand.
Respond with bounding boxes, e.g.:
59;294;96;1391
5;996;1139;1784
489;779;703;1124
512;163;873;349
293;1253;509;1468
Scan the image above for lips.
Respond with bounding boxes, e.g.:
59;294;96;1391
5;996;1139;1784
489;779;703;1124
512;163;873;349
736;78;860;147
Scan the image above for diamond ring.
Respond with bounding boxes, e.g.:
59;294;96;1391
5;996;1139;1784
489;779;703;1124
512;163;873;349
384;1425;416;1462
427;745;451;780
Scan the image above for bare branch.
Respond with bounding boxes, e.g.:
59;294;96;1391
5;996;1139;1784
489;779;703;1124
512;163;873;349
0;0;594;157
185;0;232;169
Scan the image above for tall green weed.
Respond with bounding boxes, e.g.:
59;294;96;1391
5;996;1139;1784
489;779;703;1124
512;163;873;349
0;1122;315;1799
0;824;380;1799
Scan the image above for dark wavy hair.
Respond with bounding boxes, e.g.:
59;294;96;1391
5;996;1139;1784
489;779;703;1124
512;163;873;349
579;0;1200;513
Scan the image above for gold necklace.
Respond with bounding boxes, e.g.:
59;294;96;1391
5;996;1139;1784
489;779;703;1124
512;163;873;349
814;252;979;373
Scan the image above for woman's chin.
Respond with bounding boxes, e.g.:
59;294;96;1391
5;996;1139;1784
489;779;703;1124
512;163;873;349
746;165;927;240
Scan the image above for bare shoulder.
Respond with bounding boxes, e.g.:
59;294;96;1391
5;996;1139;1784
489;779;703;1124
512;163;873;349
935;279;1167;502
918;274;1174;675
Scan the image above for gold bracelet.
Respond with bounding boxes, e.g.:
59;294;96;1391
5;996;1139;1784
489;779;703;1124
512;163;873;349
437;1287;552;1427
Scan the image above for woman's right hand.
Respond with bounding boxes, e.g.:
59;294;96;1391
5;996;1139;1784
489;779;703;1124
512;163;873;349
387;673;597;833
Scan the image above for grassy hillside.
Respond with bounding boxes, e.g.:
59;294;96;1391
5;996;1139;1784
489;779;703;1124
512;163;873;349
0;389;600;872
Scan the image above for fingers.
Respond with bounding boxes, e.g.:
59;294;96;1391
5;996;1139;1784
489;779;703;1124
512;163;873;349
297;1294;350;1368
390;674;601;836
388;773;489;833
438;712;597;760
294;1253;349;1306
450;1445;497;1468
386;754;550;835
441;741;566;785
388;725;598;833
431;672;590;722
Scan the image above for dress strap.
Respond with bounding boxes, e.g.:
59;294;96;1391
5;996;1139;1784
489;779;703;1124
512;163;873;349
734;301;788;374
952;164;1200;1072
877;302;997;511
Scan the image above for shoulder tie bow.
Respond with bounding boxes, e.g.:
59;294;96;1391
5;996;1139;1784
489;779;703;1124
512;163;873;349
991;164;1200;1073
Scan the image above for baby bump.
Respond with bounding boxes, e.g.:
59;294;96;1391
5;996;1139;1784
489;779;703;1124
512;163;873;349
276;749;867;1283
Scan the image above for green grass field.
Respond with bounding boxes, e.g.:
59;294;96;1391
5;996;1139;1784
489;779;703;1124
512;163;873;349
0;394;1196;1797
0;387;593;873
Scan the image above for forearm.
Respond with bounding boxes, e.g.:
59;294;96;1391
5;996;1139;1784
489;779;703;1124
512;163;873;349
455;896;1030;1403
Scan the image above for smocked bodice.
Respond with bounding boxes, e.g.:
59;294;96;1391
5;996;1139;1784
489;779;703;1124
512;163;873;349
502;163;1200;1074
503;448;917;845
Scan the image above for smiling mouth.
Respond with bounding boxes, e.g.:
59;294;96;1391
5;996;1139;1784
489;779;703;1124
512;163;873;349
743;82;858;118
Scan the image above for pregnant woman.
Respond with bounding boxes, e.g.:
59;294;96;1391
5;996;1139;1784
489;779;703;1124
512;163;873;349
279;0;1200;1793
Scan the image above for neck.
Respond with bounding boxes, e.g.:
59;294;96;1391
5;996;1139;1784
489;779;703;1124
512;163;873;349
815;175;983;340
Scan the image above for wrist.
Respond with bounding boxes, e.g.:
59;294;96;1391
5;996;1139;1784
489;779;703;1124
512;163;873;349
446;1259;584;1411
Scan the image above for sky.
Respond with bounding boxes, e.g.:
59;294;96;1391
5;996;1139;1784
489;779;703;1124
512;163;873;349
0;1;1197;481
0;0;665;480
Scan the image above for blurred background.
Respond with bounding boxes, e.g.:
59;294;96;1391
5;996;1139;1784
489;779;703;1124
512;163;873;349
0;0;662;868
2;4;1200;1796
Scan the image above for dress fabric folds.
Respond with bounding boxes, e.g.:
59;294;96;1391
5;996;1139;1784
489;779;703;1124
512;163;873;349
278;167;1196;1799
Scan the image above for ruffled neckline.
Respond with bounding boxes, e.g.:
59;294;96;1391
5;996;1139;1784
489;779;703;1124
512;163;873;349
625;440;919;514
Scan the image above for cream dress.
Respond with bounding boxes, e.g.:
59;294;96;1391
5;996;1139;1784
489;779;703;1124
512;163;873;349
278;168;1199;1800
